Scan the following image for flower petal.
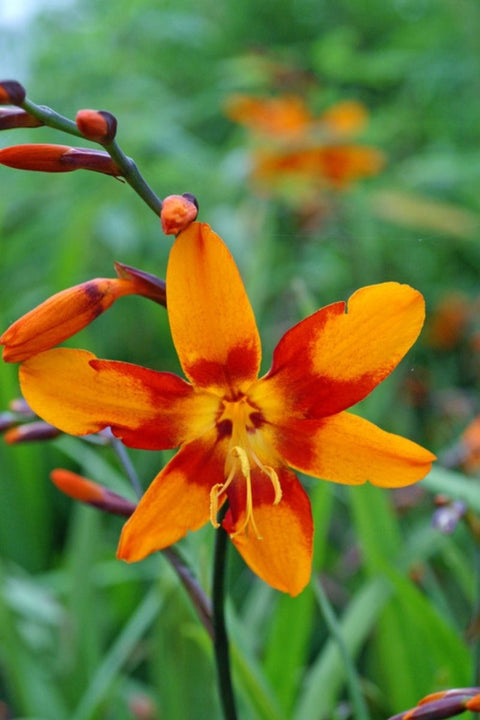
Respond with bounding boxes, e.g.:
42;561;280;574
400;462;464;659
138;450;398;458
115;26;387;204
224;467;313;596
167;222;261;391
274;412;435;487
117;434;225;560
261;282;425;418
19;348;214;450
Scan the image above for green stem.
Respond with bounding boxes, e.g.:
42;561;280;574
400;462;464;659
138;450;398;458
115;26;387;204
104;139;163;215
20;98;163;216
212;507;238;720
313;576;370;720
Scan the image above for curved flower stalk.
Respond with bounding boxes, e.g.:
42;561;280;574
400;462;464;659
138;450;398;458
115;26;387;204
10;222;434;595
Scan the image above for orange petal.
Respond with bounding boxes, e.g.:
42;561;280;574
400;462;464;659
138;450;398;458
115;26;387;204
19;348;208;450
274;412;435;487
167;222;261;390
224;467;313;596
260;282;425;418
117;434;225;560
225;94;312;137
319;100;368;137
1;278;135;362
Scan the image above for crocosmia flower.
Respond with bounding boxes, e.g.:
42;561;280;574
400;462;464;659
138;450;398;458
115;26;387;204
15;222;434;595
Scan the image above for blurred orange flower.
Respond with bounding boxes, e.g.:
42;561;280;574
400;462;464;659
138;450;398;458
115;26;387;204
226;93;384;195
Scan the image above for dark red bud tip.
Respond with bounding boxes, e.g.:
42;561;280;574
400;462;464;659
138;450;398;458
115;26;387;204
161;194;199;235
75;109;117;143
0;80;26;105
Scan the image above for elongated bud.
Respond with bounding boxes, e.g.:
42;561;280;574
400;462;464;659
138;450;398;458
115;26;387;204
388;688;480;720
76;109;117;143
1;277;137;362
0;80;26;105
51;469;136;516
4;421;61;444
161;193;198;235
0;108;43;130
0;144;121;175
114;262;166;306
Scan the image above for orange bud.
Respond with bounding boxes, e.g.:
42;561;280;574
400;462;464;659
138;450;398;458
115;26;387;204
76;109;117;143
4;421;61;444
1;278;136;362
0;144;74;172
114;262;166;306
0;144;121;175
161;193;198;235
0;80;26;105
51;469;136;516
0;108;43;130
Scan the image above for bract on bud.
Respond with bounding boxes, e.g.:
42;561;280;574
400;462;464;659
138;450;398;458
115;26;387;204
161;193;199;235
0;144;121;176
76;109;117;144
0;108;43;131
114;262;166;306
4;421;61;444
1;278;137;362
51;469;136;516
0;80;26;105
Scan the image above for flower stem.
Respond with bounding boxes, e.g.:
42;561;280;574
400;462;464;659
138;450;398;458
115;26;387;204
212;508;238;720
313;576;371;720
20;97;163;216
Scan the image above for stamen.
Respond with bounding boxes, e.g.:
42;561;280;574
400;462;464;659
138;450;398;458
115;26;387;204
263;465;283;505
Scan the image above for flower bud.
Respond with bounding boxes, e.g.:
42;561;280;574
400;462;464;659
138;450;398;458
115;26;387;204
1;277;137;362
3;421;61;444
0;108;43;130
51;469;136;516
0;144;121;175
75;109;117;143
114;262;166;306
161;193;199;235
0;80;26;105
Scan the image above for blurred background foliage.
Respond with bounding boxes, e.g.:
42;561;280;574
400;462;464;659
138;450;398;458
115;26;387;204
1;0;480;718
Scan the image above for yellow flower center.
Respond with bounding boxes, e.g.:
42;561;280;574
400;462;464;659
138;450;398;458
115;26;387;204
209;393;282;538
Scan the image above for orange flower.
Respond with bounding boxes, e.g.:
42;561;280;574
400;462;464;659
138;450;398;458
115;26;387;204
253;145;384;190
225;94;312;138
1;264;166;363
16;223;434;595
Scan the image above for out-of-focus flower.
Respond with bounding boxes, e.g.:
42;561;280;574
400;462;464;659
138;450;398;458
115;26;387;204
50;469;136;516
0;144;120;175
253;144;384;190
432;497;467;534
75;109;117;143
0;108;43;130
225;94;313;138
16;222;434;595
225;93;384;204
1;264;165;363
161;193;199;235
426;293;470;351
